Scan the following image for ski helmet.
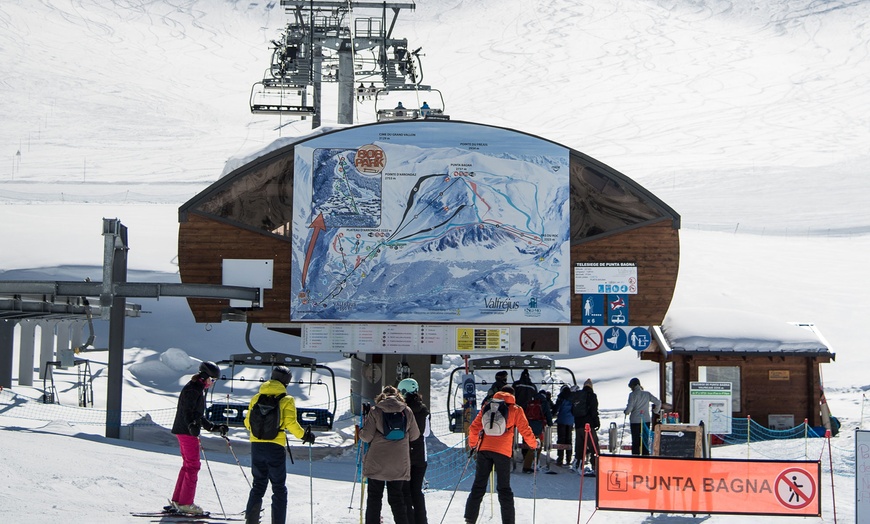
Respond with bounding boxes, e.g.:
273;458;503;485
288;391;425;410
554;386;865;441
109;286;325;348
271;365;292;386
398;378;419;396
199;361;220;380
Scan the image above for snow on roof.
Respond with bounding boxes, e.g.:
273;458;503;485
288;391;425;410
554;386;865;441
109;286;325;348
661;307;832;356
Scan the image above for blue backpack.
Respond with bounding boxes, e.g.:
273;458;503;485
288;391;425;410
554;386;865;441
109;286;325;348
381;410;407;440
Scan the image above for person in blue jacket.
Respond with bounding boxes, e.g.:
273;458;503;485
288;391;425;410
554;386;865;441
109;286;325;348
552;385;574;467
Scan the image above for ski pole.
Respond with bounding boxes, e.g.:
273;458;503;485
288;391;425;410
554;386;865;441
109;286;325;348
439;442;480;524
348;425;362;511
199;438;227;518
222;436;251;489
532;445;539;524
359;476;366;524
308;434;314;524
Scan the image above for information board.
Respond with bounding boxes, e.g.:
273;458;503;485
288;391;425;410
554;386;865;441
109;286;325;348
290;122;571;323
298;323;568;354
689;381;733;434
654;424;706;458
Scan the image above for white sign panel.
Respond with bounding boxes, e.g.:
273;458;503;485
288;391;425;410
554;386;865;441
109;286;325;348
689;381;733;435
857;430;870;524
573;262;638;294
300;324;567;354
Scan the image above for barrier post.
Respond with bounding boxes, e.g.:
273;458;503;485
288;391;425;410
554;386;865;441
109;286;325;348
746;415;751;459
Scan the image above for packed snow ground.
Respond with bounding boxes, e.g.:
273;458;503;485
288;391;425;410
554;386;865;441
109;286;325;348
1;0;869;522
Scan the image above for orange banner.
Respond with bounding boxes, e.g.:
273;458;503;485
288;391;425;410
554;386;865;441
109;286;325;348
597;455;821;517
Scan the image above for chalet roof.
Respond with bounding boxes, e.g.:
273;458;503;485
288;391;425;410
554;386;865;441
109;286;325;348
659;307;833;357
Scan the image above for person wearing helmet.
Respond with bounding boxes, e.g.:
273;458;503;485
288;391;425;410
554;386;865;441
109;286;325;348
243;365;314;524
398;378;430;524
169;361;228;515
484;371;509;403
624;377;661;455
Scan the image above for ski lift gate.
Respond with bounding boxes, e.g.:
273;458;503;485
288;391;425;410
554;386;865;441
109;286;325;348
206;352;337;431
446;356;576;433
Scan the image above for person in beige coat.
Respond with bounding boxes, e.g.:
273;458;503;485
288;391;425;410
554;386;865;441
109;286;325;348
359;385;420;524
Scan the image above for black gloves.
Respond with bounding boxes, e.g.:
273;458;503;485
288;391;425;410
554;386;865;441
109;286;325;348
215;424;229;437
302;426;316;445
362;402;372;416
187;422;201;437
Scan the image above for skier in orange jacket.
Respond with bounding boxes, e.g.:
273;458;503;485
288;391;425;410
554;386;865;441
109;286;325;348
464;387;538;524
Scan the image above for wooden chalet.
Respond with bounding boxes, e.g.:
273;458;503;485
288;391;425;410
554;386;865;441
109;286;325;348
644;308;835;428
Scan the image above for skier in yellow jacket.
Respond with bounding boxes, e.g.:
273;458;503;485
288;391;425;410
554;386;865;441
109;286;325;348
243;366;315;524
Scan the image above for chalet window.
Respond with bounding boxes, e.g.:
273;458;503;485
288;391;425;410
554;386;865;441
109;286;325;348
698;365;741;412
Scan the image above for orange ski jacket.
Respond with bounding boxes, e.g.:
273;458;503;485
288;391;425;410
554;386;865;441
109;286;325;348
468;390;538;457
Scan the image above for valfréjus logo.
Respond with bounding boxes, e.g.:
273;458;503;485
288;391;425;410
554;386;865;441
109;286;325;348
483;297;520;310
355;144;386;174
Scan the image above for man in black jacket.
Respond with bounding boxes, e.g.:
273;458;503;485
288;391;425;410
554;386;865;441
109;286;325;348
484;371;509;403
572;379;600;473
169;361;227;515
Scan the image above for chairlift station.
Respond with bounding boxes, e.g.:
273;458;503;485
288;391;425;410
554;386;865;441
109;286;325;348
0;1;682;434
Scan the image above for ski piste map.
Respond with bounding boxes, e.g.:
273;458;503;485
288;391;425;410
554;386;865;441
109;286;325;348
291;122;570;323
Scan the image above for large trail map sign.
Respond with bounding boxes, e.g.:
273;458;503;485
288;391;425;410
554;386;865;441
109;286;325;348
290;122;570;323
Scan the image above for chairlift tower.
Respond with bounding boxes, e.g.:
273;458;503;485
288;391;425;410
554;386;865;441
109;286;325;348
252;1;422;126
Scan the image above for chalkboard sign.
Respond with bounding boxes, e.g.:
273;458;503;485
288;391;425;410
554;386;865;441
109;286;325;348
653;424;706;458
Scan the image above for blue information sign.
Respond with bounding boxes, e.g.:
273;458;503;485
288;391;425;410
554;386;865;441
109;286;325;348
581;294;605;325
607;294;629;325
604;327;627;350
628;327;652;351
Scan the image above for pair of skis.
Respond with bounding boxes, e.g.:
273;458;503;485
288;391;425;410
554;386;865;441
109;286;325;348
130;510;242;522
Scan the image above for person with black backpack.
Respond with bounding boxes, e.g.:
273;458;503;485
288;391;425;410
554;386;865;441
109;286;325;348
169;361;228;516
571;379;600;473
243;366;315;524
359;385;420;524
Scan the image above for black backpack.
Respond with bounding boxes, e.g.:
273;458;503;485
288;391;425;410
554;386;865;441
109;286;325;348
249;393;286;440
381;409;407;440
571;389;589;419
